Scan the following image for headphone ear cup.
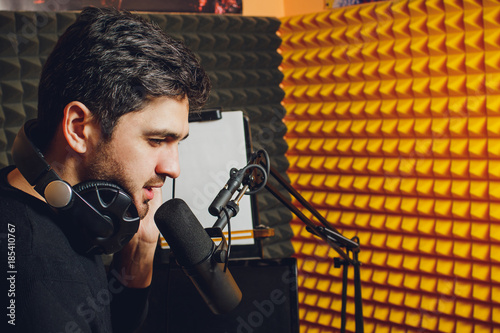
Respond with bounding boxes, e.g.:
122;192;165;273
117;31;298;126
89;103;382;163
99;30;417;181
72;181;140;255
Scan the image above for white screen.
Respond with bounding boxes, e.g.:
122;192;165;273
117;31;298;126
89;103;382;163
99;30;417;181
161;111;254;246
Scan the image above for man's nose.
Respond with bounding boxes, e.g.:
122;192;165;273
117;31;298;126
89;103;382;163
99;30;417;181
156;145;181;179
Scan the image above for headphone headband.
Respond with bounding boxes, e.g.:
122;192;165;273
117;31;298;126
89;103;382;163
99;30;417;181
12;120;55;189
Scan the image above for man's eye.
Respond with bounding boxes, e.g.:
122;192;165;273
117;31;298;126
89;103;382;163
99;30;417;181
149;138;163;145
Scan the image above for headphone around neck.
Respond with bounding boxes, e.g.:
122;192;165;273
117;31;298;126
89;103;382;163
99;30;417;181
11;119;140;255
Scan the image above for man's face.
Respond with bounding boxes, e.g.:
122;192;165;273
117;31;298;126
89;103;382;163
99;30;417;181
84;96;189;218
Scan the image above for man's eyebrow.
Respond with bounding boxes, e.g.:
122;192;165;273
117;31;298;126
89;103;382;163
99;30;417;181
143;129;189;141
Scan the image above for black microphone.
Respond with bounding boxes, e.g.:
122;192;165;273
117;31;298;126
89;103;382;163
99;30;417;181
154;198;242;314
208;168;245;217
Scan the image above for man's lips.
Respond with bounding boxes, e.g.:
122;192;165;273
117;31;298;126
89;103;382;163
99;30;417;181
144;185;163;201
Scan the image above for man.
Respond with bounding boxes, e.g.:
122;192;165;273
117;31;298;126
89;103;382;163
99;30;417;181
1;7;210;332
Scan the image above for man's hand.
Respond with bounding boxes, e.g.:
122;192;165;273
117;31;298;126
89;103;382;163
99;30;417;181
112;188;162;288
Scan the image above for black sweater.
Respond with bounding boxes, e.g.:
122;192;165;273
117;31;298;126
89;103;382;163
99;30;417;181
0;166;149;332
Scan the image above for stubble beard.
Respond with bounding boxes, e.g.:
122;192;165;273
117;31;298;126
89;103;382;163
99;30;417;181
83;140;150;219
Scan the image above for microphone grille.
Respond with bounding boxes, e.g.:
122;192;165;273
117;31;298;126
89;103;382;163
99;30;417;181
154;198;213;266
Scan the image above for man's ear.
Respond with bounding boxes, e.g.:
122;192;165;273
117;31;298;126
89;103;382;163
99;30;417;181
62;101;99;154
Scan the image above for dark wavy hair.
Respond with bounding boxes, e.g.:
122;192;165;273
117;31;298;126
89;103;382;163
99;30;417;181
37;7;210;151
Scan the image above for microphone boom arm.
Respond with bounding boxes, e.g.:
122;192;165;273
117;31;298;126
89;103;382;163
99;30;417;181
261;162;364;333
265;165;360;255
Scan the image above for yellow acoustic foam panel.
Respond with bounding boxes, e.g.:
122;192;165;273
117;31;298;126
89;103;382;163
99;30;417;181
280;0;500;332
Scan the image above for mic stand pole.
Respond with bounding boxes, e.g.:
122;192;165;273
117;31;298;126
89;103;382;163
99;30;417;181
263;164;364;333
